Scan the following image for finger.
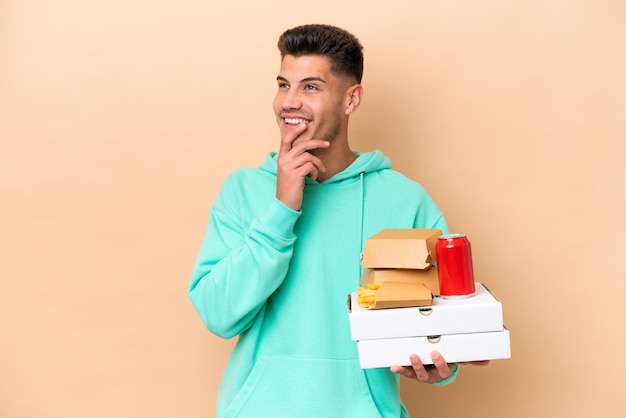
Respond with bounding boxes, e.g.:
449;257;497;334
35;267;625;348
289;138;330;156
288;152;327;176
279;123;308;154
390;365;416;379
306;164;319;181
409;354;431;383
280;159;321;185
430;351;452;380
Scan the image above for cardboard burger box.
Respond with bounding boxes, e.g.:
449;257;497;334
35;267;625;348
359;229;442;309
360;267;440;297
358;281;433;309
360;228;441;270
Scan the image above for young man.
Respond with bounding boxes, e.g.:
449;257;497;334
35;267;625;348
189;24;482;417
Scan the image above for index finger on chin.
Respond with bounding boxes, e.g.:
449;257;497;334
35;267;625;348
279;123;307;153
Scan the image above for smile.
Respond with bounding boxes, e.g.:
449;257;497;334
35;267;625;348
284;117;310;125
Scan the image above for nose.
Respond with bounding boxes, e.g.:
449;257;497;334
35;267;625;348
281;88;302;110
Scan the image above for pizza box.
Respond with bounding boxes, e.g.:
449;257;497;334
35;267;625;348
348;282;503;341
357;328;511;368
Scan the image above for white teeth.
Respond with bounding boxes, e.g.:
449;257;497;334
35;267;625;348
284;118;308;125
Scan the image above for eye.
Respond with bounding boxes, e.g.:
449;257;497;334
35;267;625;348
304;84;319;91
278;82;289;90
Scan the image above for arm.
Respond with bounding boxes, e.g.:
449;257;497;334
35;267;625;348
188;191;300;339
189;123;328;339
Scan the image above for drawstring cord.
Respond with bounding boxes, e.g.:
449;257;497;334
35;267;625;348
358;171;365;282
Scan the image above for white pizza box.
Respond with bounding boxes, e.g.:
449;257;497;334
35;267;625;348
357;328;511;368
348;282;503;341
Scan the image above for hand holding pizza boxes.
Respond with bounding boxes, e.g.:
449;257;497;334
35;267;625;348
348;229;511;368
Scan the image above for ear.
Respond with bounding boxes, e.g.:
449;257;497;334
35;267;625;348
344;84;363;116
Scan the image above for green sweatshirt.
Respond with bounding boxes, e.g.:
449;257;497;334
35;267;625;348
189;150;448;418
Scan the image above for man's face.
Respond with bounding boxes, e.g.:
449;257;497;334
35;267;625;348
273;55;353;145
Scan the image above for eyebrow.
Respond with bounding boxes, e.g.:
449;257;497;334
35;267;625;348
276;75;327;84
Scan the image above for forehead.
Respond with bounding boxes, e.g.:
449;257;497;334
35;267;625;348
278;55;335;81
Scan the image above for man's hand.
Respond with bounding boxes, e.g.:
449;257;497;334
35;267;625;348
390;351;455;384
390;351;490;384
275;123;330;211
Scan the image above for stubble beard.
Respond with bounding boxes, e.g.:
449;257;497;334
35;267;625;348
322;122;340;143
305;120;340;158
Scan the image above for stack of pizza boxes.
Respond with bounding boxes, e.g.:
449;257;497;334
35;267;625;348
347;228;510;368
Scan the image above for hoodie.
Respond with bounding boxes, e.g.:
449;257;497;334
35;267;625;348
189;150;448;418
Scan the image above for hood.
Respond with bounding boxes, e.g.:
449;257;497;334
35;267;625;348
259;150;392;184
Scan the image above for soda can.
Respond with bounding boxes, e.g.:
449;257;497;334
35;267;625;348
435;234;476;299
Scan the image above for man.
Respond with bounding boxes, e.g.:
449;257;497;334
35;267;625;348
189;24;485;418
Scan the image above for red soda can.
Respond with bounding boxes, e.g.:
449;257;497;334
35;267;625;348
435;234;476;298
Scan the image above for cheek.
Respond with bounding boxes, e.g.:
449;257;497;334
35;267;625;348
272;96;281;114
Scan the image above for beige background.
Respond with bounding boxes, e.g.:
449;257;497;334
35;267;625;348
1;1;625;417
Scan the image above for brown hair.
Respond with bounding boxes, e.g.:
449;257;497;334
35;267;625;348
277;24;364;83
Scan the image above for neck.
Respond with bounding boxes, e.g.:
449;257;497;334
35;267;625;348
312;142;357;182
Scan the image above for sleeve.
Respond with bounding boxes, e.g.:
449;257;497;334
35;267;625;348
412;191;449;235
188;177;301;339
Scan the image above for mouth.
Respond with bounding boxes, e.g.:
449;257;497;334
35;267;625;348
283;117;311;126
